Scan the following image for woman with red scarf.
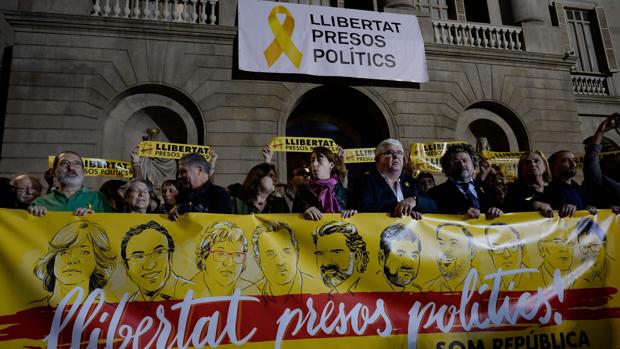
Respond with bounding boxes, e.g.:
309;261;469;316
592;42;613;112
292;146;357;220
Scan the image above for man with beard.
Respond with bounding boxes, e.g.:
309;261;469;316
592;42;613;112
312;221;369;294
248;221;321;302
574;217;610;289
545;150;596;217
424;223;477;291
484;222;533;291
429;144;502;219
29;151;112;216
121;221;192;301
169;153;231;220
356;138;436;218
532;221;576;288
378;223;422;292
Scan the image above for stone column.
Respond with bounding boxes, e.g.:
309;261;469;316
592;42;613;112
219;0;238;26
511;0;561;54
510;0;546;24
486;0;503;24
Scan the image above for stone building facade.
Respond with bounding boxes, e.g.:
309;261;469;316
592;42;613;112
0;0;618;188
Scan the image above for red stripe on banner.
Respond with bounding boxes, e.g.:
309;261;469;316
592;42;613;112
0;288;618;347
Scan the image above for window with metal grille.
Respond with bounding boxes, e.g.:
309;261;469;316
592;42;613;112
565;8;603;73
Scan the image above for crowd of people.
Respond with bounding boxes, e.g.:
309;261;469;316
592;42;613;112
1;115;619;220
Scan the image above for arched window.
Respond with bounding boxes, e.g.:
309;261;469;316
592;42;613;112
285;86;390;181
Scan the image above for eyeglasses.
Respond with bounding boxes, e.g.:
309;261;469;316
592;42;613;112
490;245;520;255
57;160;83;168
379;150;405;158
127;248;169;263
579;243;603;254
209;249;246;264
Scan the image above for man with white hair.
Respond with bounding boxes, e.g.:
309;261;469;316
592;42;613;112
29;151;112;216
356;138;436;217
11;174;43;209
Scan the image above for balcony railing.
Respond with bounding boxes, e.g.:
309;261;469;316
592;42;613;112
433;20;524;51
571;74;609;96
92;0;219;25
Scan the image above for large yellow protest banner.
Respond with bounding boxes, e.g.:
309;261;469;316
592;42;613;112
0;209;618;348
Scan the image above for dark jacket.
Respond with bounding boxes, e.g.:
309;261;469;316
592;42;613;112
583;143;620;208
356;169;437;213
176;181;232;214
429;179;498;215
544;179;593;210
232;194;290;214
503;181;544;213
292;182;348;213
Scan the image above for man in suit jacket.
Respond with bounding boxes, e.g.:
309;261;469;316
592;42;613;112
429;144;502;219
356;139;437;218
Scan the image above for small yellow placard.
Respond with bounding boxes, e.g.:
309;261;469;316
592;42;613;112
410;141;468;157
138;141;211;160
269;136;338;153
47;156;133;179
343;148;375;163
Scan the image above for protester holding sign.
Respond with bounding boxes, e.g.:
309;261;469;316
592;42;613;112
429;144;502;219
583;114;620;213
293;146;356;220
356;139;436;218
29;151;113;216
545;150;596;217
124;179;156;214
99;179;126;213
10;174;43;209
233;163;290;214
159;179;179;214
503;150;554;217
169;153;232;221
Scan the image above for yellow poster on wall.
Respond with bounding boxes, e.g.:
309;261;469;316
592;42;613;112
0;209;618;348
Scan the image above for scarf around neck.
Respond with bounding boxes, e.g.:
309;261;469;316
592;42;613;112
307;174;341;213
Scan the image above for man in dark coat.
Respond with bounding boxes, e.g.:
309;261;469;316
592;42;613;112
356;139;436;218
545;150;596;217
169;153;232;220
429;144;502;219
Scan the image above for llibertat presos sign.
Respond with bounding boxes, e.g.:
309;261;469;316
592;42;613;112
238;0;428;83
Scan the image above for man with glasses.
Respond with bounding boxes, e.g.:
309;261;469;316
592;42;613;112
29;151;112;216
356;138;436;217
533;222;576;288
429;144;502;219
121;220;192;301
484;222;533;291
11;174;43;209
574;217;610;288
192;221;254;296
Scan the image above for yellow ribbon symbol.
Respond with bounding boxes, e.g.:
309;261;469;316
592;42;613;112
264;6;303;68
